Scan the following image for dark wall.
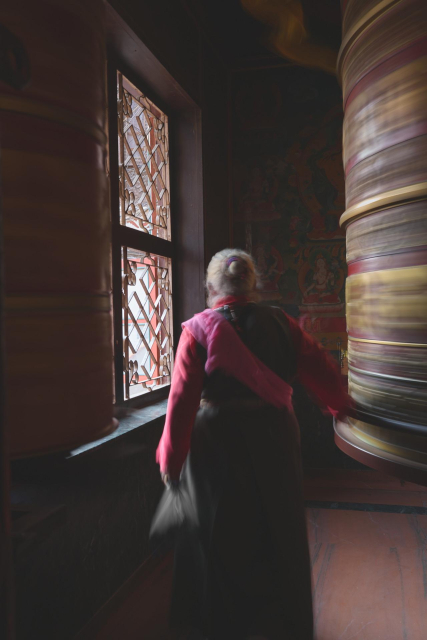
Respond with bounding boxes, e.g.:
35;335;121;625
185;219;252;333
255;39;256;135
231;65;361;469
12;2;231;639
13;418;165;640
109;0;231;266
109;0;201;104
201;42;232;262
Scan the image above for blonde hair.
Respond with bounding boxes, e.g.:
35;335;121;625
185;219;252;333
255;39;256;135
206;248;260;307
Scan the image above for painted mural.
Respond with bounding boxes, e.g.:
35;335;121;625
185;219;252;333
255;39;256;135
233;66;347;369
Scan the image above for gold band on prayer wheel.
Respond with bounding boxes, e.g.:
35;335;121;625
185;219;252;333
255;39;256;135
335;418;427;482
340;183;427;227
348;337;427;348
348;419;427;463
346;265;427;342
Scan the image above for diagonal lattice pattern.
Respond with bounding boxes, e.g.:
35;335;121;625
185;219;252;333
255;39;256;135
117;72;171;239
122;248;173;398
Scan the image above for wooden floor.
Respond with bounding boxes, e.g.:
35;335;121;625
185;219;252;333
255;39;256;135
306;470;427;640
76;470;427;640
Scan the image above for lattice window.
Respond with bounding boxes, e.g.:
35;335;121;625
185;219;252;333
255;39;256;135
111;70;174;404
117;73;171;240
122;249;172;398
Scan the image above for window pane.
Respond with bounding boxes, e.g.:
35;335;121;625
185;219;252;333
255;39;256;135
122;248;173;398
117;72;171;240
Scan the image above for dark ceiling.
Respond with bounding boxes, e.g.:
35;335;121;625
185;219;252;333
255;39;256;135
184;0;342;70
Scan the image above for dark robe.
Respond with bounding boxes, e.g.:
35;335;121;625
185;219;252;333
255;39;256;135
151;304;313;640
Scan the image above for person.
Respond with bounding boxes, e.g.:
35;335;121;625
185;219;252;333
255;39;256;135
151;248;351;640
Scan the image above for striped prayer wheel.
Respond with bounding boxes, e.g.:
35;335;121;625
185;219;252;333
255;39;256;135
335;0;427;482
1;0;115;457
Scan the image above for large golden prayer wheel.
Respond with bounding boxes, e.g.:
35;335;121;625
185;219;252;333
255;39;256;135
335;0;427;482
1;0;115;457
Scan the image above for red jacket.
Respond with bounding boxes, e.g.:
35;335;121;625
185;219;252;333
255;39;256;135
157;297;350;478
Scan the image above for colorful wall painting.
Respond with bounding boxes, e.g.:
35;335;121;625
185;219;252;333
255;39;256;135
231;66;364;468
232;65;348;365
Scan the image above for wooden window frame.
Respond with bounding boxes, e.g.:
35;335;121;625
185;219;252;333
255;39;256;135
107;5;205;409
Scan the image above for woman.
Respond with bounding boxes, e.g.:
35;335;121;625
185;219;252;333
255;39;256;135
152;249;350;640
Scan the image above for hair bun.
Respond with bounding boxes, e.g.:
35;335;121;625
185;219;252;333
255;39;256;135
227;256;246;277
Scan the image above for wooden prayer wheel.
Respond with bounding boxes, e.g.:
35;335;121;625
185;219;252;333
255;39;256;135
1;0;115;457
335;0;427;482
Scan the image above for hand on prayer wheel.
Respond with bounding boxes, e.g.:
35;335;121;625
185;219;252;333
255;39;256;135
1;0;115;457
335;0;427;483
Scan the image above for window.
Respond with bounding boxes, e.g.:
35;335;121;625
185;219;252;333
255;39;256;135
111;71;174;404
117;73;171;240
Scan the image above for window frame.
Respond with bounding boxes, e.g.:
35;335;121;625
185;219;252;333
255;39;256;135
106;8;205;409
108;61;176;407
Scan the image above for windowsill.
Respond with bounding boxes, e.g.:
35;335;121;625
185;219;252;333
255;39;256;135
67;399;168;458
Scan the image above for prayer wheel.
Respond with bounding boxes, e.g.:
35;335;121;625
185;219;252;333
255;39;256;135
335;0;427;482
1;0;115;457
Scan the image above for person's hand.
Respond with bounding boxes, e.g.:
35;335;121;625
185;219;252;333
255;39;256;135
161;471;180;489
335;394;356;423
334;409;348;423
161;471;170;486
